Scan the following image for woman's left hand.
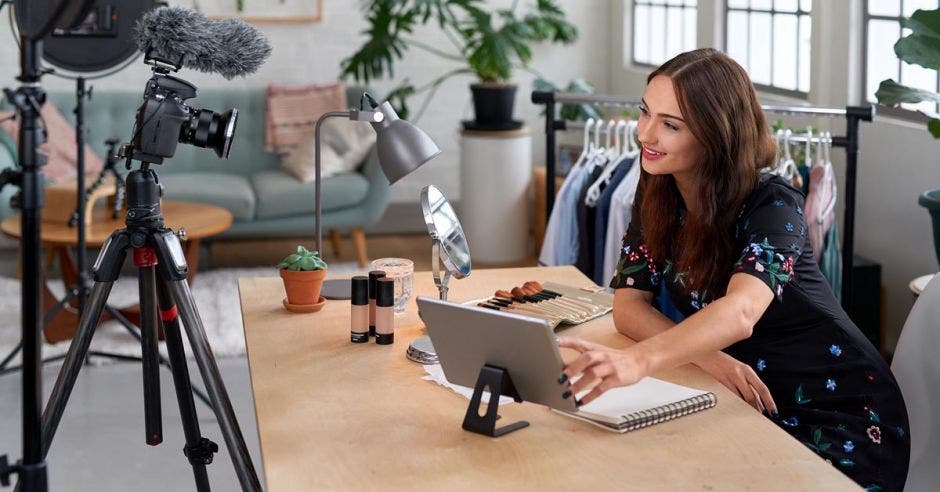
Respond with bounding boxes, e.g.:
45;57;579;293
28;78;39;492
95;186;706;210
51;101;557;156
559;336;648;406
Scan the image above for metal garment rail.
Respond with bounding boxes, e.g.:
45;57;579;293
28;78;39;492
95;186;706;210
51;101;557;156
531;90;875;310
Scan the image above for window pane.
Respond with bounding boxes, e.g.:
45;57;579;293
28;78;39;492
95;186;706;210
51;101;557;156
775;0;798;12
728;0;749;8
900;62;939;113
800;0;812;12
650;5;667;63
799;15;812;92
634;4;651;64
868;0;901;16
666;7;684;58
749;13;773;85
866;19;901;101
727;11;749;69
773;14;798;90
752;0;773;10
666;0;683;5
684;0;698;6
903;0;938;17
684;7;697;51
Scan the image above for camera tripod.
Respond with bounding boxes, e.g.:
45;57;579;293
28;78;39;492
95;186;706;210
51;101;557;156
36;164;261;491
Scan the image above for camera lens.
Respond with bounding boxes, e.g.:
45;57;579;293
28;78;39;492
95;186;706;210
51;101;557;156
180;107;238;158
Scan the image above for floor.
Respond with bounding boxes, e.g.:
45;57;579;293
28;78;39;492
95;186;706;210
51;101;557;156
0;232;536;490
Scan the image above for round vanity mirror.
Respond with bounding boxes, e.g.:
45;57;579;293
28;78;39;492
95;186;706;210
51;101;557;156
410;185;472;364
421;184;471;298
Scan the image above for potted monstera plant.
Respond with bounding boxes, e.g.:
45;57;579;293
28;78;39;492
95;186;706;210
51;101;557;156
340;0;577;129
278;245;328;313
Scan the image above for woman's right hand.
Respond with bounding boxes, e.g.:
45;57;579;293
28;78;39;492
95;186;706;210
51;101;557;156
695;351;777;415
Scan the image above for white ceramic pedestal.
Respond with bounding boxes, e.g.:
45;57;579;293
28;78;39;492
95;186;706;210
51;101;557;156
459;127;532;264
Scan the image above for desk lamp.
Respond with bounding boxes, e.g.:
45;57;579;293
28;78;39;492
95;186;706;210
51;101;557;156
319;93;441;299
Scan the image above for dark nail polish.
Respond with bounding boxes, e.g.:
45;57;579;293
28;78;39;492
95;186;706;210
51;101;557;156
557;373;568;384
575;399;583;408
562;390;572;399
771;412;779;418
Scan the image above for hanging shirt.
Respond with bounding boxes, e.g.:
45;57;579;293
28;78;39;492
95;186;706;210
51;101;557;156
538;161;589;266
575;159;607;276
820;219;842;302
601;160;643;288
592;156;635;285
803;164;835;263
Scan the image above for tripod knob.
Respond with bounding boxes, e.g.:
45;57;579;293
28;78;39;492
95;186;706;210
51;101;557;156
176;228;187;242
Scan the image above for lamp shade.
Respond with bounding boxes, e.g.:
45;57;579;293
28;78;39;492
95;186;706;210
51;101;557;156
370;101;441;184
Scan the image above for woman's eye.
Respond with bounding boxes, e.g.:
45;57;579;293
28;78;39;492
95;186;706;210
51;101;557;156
665;122;679;131
639;106;649;116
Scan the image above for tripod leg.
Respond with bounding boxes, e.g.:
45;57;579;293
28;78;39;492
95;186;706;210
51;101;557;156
137;256;163;446
168;279;262;492
39;280;115;458
40;231;129;459
156;278;213;492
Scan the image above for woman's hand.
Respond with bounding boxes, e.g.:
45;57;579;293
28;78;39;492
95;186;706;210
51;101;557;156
558;336;648;406
694;351;777;415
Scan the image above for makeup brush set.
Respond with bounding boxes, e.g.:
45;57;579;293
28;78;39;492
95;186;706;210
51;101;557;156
464;281;613;328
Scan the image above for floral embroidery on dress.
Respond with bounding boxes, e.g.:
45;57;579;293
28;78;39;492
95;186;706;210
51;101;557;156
795;384;812;404
829;344;842;357
781;416;799;427
785;222;794;232
613;244;658;287
826;378;837;391
867;425;882;444
843;440;855;453
804;427;833;454
756;359;767;372
734;238;796;297
772;199;785;206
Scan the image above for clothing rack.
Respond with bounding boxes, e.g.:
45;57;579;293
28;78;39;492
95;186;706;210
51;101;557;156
531;90;875;309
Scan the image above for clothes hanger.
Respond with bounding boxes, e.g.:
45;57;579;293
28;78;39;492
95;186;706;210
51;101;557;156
819;131;838;222
804;126;813;169
573;118;594;169
585;119;628;206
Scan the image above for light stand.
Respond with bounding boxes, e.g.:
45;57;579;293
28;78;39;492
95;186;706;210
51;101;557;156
319;94;441;299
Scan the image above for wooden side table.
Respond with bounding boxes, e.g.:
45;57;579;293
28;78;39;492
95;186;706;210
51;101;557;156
1;200;232;342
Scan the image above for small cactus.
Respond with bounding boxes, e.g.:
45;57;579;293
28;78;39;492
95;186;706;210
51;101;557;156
277;245;327;271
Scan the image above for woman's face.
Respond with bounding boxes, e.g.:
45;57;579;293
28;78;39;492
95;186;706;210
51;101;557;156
637;75;704;180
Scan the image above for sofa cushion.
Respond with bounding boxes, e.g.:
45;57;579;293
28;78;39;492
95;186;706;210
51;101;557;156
158;172;256;221
252;170;369;220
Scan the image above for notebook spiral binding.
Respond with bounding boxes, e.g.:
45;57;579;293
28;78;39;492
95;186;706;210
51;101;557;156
618;393;717;432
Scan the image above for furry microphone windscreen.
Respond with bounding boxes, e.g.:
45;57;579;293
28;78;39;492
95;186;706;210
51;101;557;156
135;6;272;79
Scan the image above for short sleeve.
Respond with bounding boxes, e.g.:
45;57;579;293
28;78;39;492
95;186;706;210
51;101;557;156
609;218;661;291
733;182;805;301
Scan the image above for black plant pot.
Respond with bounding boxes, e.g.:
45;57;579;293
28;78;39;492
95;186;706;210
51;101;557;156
466;83;522;131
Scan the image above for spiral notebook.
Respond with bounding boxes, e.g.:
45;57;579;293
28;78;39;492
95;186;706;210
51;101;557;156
554;377;716;433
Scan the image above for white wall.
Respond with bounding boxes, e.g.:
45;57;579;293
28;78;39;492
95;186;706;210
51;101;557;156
0;0;612;205
609;0;940;352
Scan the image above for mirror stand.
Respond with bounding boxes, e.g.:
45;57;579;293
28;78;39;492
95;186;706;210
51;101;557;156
431;240;452;300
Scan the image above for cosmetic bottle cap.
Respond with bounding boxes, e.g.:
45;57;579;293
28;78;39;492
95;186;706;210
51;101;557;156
351;276;369;305
376;277;394;307
351;332;369;343
376;332;394;345
368;270;386;299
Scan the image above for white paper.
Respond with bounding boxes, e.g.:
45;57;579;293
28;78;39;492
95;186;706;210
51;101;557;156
422;364;515;406
576;377;709;419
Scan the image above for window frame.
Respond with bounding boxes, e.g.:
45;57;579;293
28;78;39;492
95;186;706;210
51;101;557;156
723;0;813;99
861;0;939;123
630;0;699;70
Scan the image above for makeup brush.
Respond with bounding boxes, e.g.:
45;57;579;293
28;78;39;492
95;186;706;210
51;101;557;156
509;287;583;318
519;285;592;315
477;302;560;322
491;294;573;318
524;281;599;311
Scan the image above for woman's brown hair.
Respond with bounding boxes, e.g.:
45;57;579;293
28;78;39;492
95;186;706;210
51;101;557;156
638;48;777;296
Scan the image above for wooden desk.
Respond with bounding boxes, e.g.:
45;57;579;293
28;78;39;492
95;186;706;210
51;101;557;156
238;266;861;491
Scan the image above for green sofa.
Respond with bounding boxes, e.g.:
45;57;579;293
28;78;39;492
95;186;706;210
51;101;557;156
0;86;390;250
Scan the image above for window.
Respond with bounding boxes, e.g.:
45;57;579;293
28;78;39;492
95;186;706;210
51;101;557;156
725;0;813;95
632;0;698;67
864;0;940;116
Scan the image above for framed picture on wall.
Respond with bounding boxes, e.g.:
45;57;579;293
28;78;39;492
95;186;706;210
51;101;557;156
194;0;323;24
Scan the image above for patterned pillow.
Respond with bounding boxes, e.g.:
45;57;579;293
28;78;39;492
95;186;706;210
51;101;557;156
0;103;104;183
265;82;347;153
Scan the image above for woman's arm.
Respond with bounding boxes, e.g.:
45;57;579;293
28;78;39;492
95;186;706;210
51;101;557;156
606;285;777;413
562;273;774;406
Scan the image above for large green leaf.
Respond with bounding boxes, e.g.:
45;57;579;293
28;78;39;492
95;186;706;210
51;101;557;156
896;9;940;70
929;118;940;138
875;79;940;105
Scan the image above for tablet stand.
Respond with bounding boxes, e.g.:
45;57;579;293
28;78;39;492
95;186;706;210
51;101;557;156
462;364;530;437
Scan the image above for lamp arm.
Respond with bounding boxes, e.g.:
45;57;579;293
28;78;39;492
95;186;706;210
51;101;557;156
314;110;352;255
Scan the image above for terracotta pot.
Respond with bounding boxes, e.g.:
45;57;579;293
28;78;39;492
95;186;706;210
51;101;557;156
279;268;326;306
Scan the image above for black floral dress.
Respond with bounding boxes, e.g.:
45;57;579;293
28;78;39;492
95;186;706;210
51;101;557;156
610;174;910;492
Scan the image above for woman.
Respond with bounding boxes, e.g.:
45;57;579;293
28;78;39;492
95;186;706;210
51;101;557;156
559;49;909;492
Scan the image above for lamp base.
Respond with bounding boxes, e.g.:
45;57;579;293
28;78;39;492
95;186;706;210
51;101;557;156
321;278;351;300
